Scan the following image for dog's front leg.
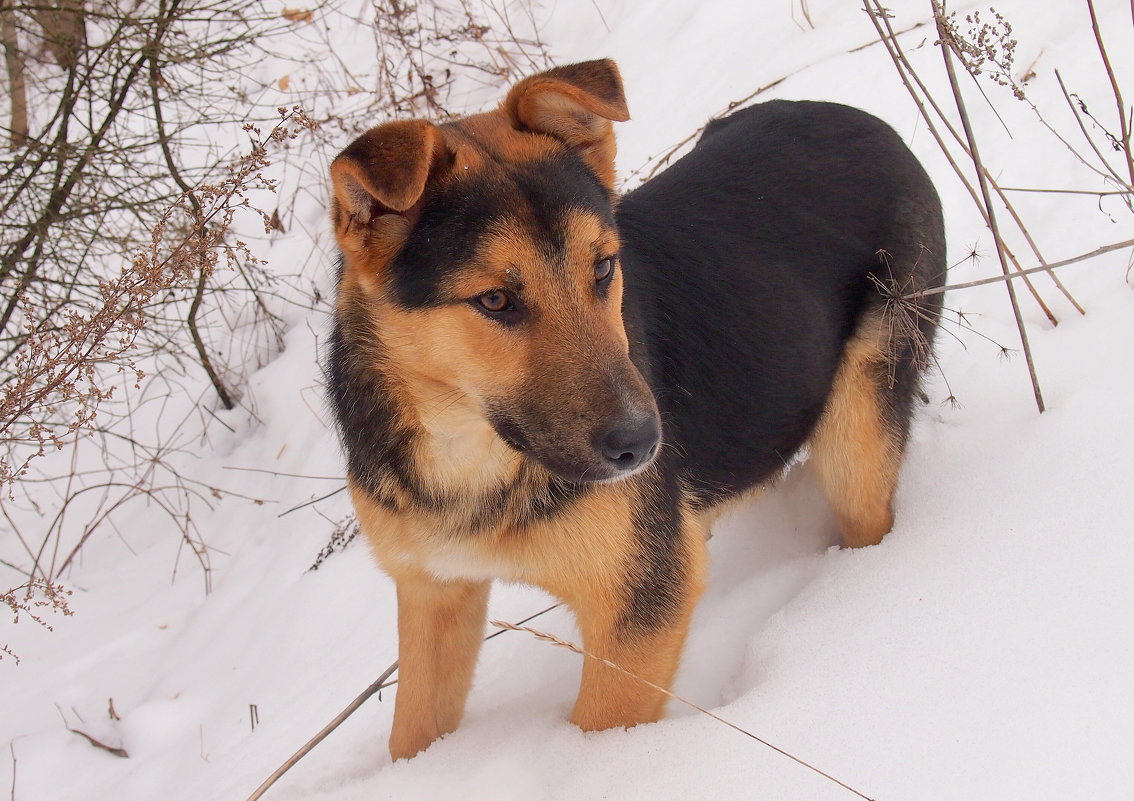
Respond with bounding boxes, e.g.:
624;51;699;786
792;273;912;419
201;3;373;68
569;608;693;732
388;569;490;760
567;517;708;733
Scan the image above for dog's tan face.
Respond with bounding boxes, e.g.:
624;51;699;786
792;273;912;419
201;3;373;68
329;60;660;483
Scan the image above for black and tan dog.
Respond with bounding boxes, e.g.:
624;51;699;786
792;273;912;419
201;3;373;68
326;59;944;761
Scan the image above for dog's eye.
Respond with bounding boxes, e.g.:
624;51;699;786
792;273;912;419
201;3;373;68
476;290;513;314
595;257;615;283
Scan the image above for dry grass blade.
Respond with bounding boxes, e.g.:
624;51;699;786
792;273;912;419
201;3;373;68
491;620;878;801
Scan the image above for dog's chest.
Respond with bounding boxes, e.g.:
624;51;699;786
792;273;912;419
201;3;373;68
356;491;527;583
419;536;520;583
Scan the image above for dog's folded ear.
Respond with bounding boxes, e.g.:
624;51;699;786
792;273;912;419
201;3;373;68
330;120;449;250
503;59;629;188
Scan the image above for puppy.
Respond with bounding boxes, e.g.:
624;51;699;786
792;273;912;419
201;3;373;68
326;59;944;760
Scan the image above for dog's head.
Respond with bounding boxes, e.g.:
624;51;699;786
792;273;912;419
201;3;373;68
329;60;660;485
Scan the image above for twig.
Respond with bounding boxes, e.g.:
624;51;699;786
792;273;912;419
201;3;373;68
202;404;236;433
903;237;1134;298
1086;0;1134;190
847;18;927;52
862;0;1066;325
492;621;877;801
627;75;790;185
793;0;815;31
933;0;1044;412
244;659;395;801
1055;70;1126;187
244;603;562;801
587;0;609;32
150;57;235;411
998;186;1132;197
222;465;343;480
986;177;1085;316
66;727;129;759
632;17;926;187
277;486;346;518
623;19;933;188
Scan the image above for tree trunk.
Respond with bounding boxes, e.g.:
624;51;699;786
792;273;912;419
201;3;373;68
1;6;28;149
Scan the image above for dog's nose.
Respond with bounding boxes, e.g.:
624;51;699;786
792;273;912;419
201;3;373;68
598;414;661;472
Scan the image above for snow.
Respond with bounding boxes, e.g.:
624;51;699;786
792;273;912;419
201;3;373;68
3;0;1133;800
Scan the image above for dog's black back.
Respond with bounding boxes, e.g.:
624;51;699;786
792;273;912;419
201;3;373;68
619;100;945;505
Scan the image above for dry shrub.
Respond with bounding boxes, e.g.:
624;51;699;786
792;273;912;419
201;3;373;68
0;0;548;658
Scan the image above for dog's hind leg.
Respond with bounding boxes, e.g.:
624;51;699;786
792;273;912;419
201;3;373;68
387;569;490;760
810;313;910;549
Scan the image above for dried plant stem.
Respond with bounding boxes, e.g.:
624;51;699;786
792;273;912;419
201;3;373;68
492;621;877;801
986;179;1085;315
932;0;1044;413
863;0;1074;323
67;727;129;759
904;237;1134;299
244;660;400;801
632;20;929;188
244;603;561;801
998;187;1131;197
1054;69;1126;187
1086;0;1134;189
186;264;235;410
149;58;235;411
632;74;789;184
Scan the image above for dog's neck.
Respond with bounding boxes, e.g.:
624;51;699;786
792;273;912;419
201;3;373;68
407;380;522;500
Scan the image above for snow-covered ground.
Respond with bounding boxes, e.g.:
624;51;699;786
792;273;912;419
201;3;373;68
3;1;1133;800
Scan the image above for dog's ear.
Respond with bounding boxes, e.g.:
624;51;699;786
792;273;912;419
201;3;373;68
330;119;449;260
503;59;629;188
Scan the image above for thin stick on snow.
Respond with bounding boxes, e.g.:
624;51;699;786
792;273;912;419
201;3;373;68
66;727;129;759
244;662;400;801
276;486;346;518
491;621;878;801
244;603;561;801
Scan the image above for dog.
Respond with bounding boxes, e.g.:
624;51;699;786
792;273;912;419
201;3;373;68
326;59;944;761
